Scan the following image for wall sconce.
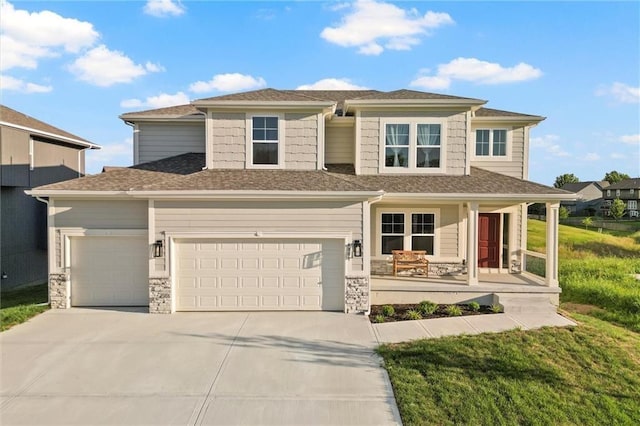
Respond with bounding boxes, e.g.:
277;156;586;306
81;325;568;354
1;272;7;279
352;240;362;258
153;240;164;258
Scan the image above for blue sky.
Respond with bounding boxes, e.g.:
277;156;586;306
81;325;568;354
2;0;638;185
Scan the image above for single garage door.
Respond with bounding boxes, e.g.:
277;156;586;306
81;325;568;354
176;239;345;311
70;236;149;306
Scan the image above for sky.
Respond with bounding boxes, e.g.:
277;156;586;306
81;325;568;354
1;0;639;185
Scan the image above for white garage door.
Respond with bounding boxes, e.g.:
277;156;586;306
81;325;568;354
71;236;149;306
176;239;345;311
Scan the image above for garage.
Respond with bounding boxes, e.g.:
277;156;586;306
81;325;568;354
70;236;149;306
176;239;345;311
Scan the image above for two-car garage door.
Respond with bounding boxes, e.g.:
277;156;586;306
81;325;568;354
176;239;345;311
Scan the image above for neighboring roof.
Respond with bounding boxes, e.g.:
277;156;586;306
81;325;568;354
0;105;99;149
475;107;545;120
560;181;609;193
606;178;640;190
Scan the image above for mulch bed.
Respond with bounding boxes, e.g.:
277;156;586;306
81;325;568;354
369;303;498;323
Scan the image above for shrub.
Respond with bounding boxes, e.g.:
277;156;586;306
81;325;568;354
373;314;386;323
382;305;395;317
490;304;503;313
468;301;480;312
445;305;462;316
405;310;422;320
418;300;438;315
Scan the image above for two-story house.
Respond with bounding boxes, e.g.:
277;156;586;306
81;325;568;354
559;181;609;216
28;89;572;314
601;178;640;217
1;105;100;289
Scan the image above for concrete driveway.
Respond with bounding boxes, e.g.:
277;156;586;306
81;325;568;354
0;309;401;425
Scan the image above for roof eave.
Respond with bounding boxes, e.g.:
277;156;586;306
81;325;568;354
344;98;486;113
472;116;546;125
119;115;205;122
382;192;577;202
0;121;100;149
191;100;335;110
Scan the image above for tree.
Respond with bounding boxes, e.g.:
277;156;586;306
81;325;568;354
559;206;570;219
603;171;630;185
554;173;579;188
581;217;593;230
609;198;626;221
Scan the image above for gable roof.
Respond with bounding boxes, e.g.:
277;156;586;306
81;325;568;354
119;104;202;120
1;105;99;149
606;178;640;190
475;107;545;120
560;181;609;193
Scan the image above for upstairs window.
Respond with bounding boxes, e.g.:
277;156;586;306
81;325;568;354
416;124;441;168
475;129;508;158
381;119;446;172
251;116;279;165
616;189;621;197
385;124;409;167
607;189;611;197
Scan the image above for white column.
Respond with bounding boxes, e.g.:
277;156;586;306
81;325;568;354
545;202;560;287
466;201;479;285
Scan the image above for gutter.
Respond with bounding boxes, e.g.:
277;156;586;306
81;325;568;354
0;121;101;150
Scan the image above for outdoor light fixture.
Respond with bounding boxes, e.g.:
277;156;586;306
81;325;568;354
153;240;164;258
1;272;7;279
352;240;362;257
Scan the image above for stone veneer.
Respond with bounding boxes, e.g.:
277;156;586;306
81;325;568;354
371;259;467;277
345;275;369;314
149;277;171;314
48;273;69;309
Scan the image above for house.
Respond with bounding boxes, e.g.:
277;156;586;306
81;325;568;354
1;105;100;289
601;178;640;217
560;181;609;216
28;89;574;314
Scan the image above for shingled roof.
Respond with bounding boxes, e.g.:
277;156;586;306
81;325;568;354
606;178;640;190
475;107;544;120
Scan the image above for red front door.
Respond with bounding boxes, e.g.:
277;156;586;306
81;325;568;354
478;213;500;268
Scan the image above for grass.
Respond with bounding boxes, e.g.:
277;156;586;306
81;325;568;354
0;283;49;331
378;314;640;425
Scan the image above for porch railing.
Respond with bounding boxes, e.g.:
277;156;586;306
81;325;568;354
522;250;546;278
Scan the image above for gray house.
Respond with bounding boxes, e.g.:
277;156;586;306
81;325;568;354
560;181;609;216
1;105;100;289
28;89;574;314
602;178;640;217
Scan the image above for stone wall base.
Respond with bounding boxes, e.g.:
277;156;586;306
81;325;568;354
345;275;369;314
149;277;171;314
48;273;69;309
371;260;467;277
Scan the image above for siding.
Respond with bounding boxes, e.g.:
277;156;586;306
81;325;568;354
210;112;245;168
470;126;525;178
138;122;205;164
359;111;467;175
284;113;317;170
154;200;363;273
325;125;355;164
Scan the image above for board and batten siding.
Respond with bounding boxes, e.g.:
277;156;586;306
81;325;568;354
137;122;205;164
153;200;363;273
325;125;355;164
470;126;525;179
359;111;467;175
52;200;148;271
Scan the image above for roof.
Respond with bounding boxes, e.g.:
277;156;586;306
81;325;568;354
606;178;640;190
560;181;609;192
31;153;571;200
0;105;99;149
119;104;201;119
475;107;545;120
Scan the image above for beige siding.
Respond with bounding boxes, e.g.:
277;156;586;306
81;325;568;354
284;113;318;170
470;126;525;178
325;125;355;164
138;122;205;164
210;112;245;168
154;200;363;273
359;111;467;175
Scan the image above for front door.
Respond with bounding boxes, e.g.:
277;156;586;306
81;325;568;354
478;213;500;268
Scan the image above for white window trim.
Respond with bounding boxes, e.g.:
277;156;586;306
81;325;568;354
616;189;621;197
606;189;611;197
379;118;447;174
377;208;440;257
472;128;512;161
628;200;637;210
245;113;285;169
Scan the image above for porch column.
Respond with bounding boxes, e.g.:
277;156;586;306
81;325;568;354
466;201;479;285
545;202;560;287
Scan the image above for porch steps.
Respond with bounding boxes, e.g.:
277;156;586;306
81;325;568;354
497;294;558;314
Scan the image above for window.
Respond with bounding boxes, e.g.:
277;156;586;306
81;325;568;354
607;189;611;197
631;188;635;195
381;119;445;172
250;116;279;166
616;189;621;197
475;129;508;158
380;211;437;255
629;200;638;210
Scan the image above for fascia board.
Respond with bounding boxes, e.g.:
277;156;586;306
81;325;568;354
472;116;545;125
26;190;130;197
344;98;486;112
191;100;335;109
128;190;384;200
382;192;578;202
119;115;205;122
1;122;100;149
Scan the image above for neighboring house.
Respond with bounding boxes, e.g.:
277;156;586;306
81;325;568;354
601;178;640;217
560;181;609;215
1;105;100;289
28;89;573;314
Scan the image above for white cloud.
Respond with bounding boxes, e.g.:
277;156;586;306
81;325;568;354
188;73;267;93
296;78;369;90
321;0;453;55
596;82;640;104
620;134;640;145
85;137;133;174
0;74;52;93
530;134;570;158
411;57;542;90
69;45;163;87
143;0;185;18
582;153;600;161
120;92;190;109
610;153;626;159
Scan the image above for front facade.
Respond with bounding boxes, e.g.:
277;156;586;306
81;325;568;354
601;178;640;218
1;105;99;289
560;181;608;216
29;89;572;313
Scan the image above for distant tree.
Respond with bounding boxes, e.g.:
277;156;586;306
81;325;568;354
581;217;593;230
528;203;545;216
603;171;630;185
554;173;579;188
559;206;570;219
609;198;626;221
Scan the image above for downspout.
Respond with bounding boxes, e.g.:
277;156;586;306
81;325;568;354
77;147;90;177
124;121;139;165
34;196;51;306
320;110;334;171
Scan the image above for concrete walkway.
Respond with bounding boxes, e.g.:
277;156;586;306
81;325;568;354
371;312;576;344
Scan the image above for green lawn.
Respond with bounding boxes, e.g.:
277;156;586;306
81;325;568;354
0;283;49;331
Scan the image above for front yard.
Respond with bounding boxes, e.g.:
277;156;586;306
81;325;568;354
0;283;49;331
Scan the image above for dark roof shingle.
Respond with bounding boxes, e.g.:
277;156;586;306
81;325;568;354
606;178;640;190
1;105;91;143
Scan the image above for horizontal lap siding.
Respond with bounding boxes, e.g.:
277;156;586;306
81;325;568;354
470;126;525;178
211;113;245;168
325;126;354;164
138;123;205;164
154;200;363;273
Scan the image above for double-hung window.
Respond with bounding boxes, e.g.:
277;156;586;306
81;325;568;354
475;129;508;158
381;119;445;172
380;211;437;255
628;200;638;210
248;115;282;167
